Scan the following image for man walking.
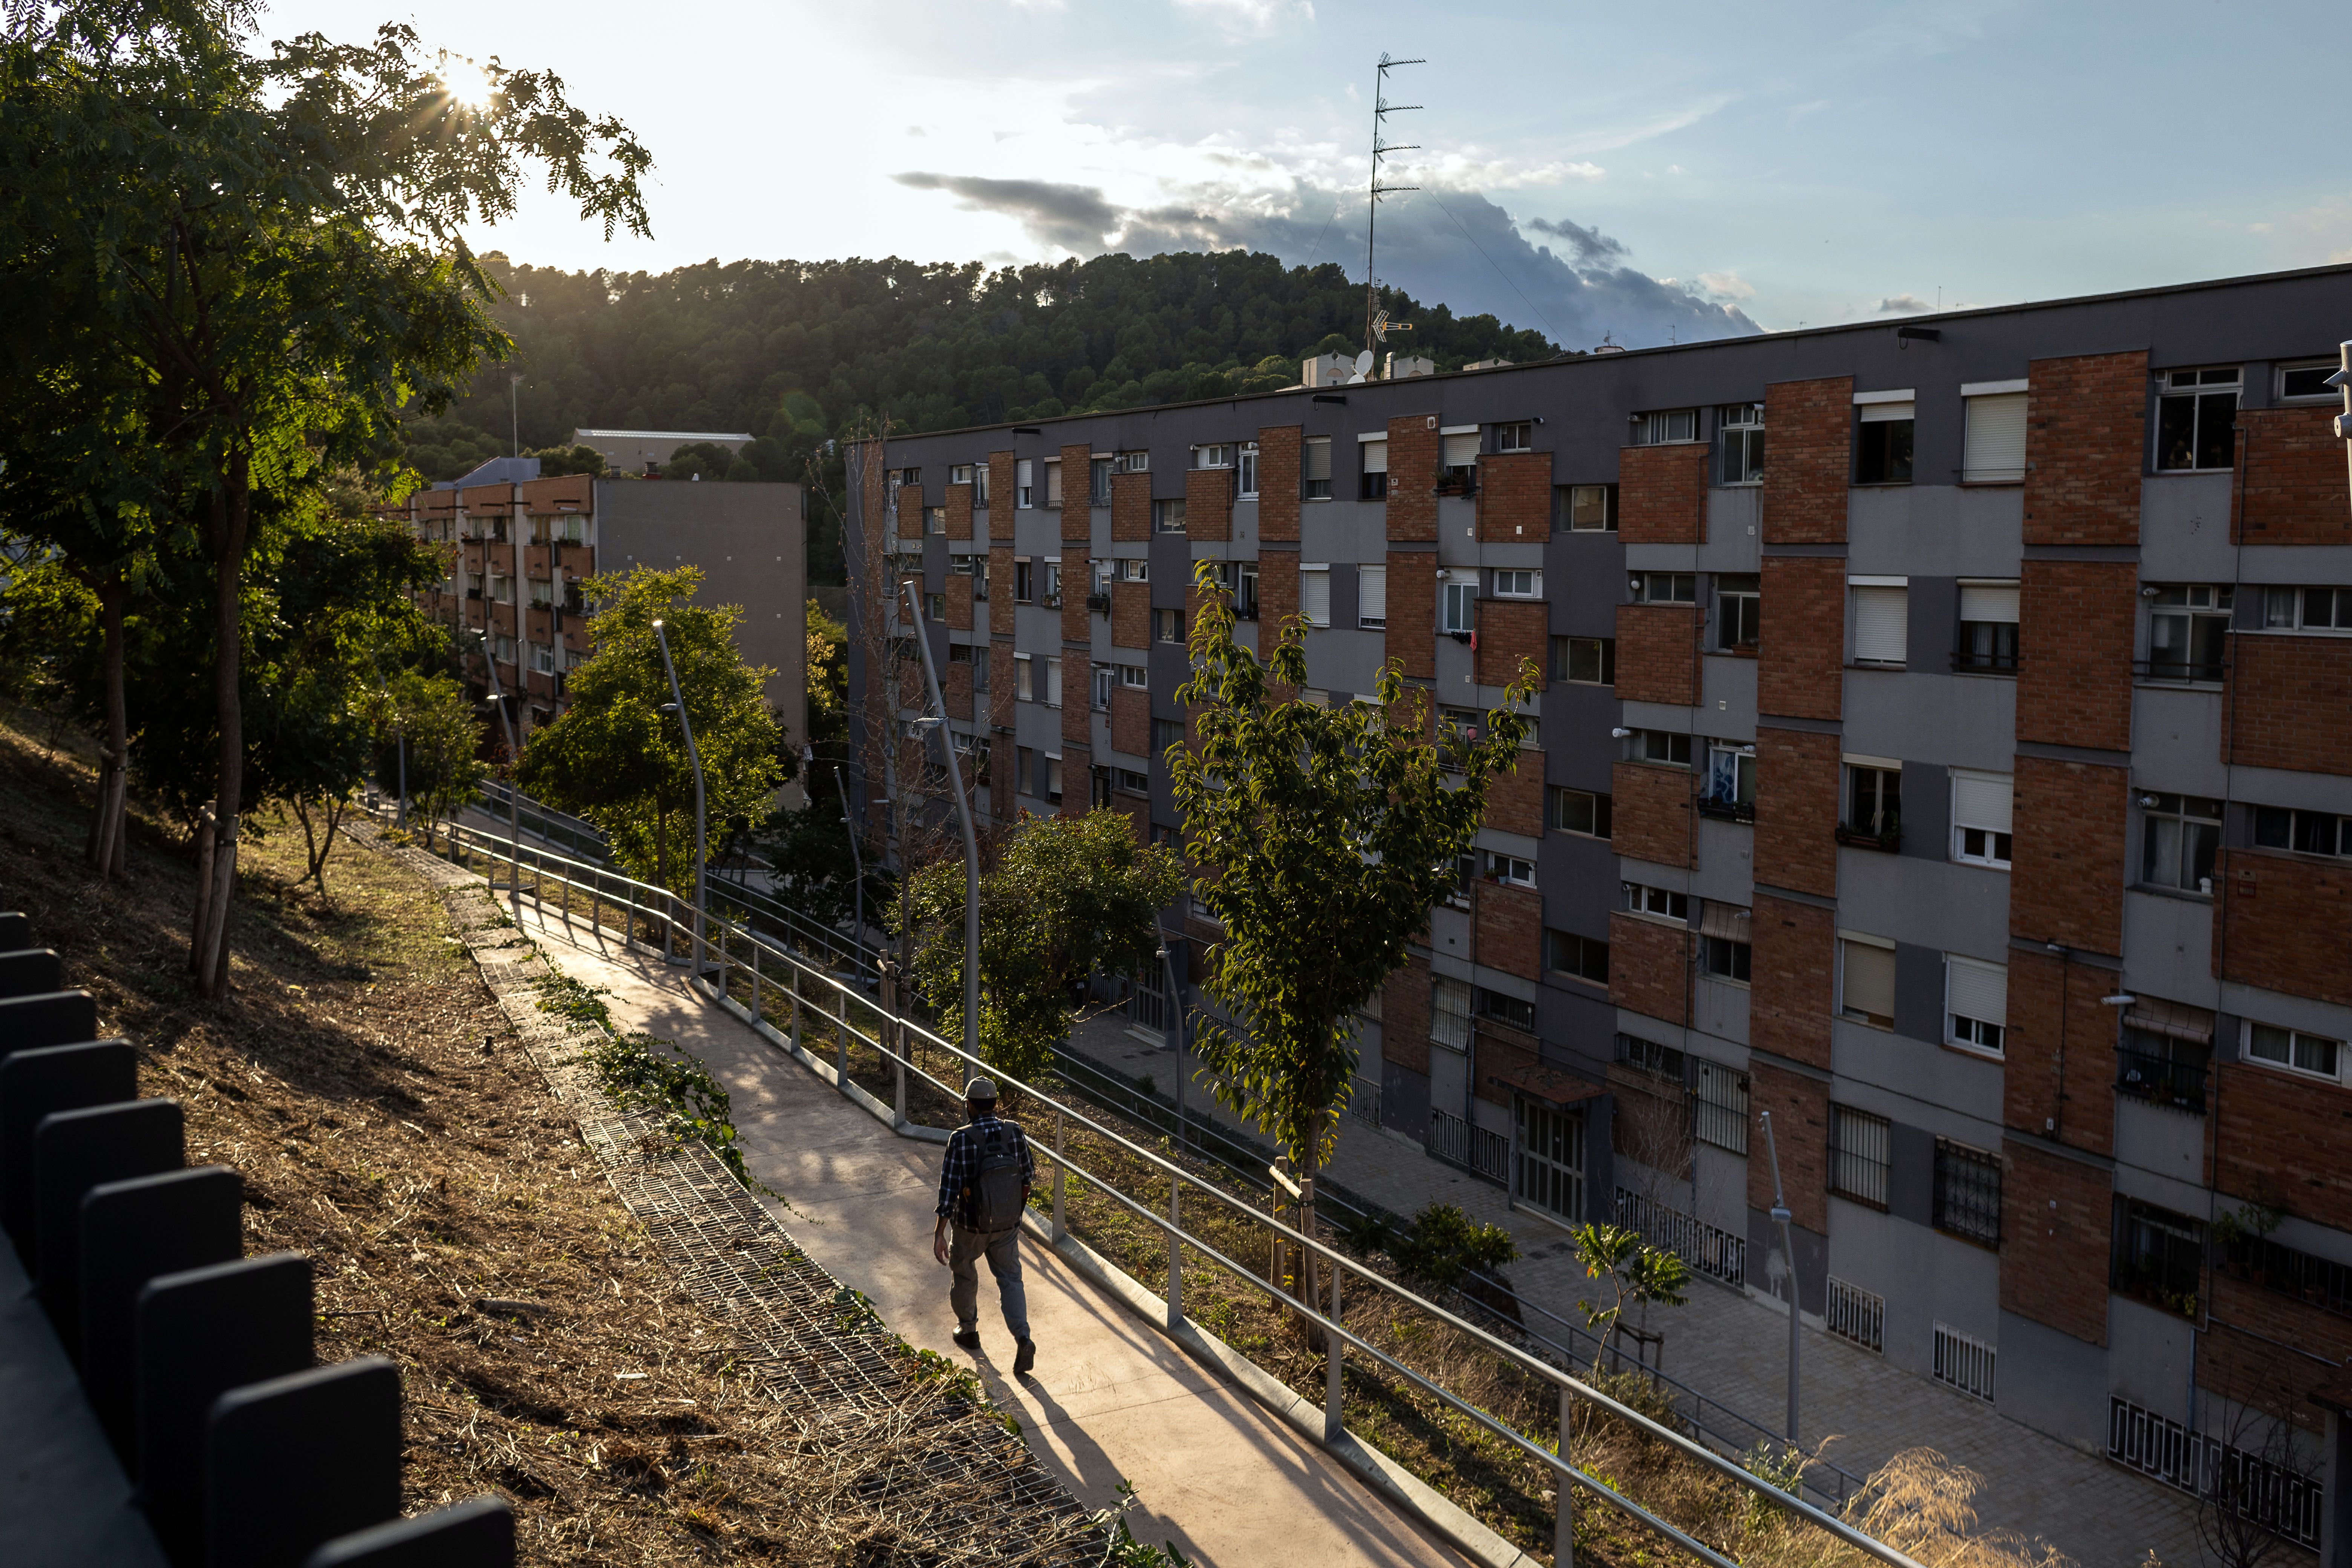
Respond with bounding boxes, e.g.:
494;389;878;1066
932;1076;1038;1373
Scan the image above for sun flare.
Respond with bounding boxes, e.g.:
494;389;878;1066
441;58;494;110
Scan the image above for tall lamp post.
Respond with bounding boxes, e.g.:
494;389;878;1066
902;579;980;1057
472;630;522;925
1760;1109;1801;1446
1154;916;1187;1152
650;618;707;977
836;764;866;968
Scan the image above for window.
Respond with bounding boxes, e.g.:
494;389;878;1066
923;506;945;535
1634;571;1695;604
2253;804;2350;858
1830;1105;1891;1207
1550;786;1612;838
1617;1034;1685;1082
973;464;989;507
1951;770;2013;867
1017;745;1035;795
1431;978;1472;1051
1045;755;1063;805
1441;432;1479;487
1153;498;1187;533
1014;557;1035;603
925;591;946;621
1437;706;1484;771
1855;398;1915;484
1717;574;1760;650
1631;409;1698;445
2145;585;2231;679
1115;767;1149;793
1153;607;1186;643
1719;403;1765;484
1843;761;1902;844
1700;931;1751;983
1092;663;1113;710
1945;956;2007;1055
1634;729;1692;767
1851;580;1908;665
1119;664;1148;688
1552;636;1615;685
1956;581;2020;672
1514;1098;1584;1222
1359;437;1389;500
2279;360;2341;401
2262;584;2352;631
530;642;555;674
2156;367;2240;472
1623;882;1690;922
1114;558;1149;582
1962;391;2028;484
1118;450;1149;473
1486;852;1536;887
949;642;974;665
1495;420;1533;453
1493;568;1541;599
1694;1062;1749;1153
1043;656;1063;708
1840;934;1896;1028
949;463;974;487
1358;564;1387;629
1932;1140;2001;1246
2118;1009;2210;1113
1043;458;1063;507
2141;793;2221;893
1442;849;1476;908
1299;565;1331;627
1703;744;1755;820
1237;442;1259;498
1476;986;1537;1032
1087;457;1112;507
1547;929;1609;984
2115;1200;2204;1317
1152;717;1184;753
2246;1022;2343;1082
1194;444;1234;469
1017;459;1035;509
972;652;989;693
1042;559;1063;608
1442;575;1478;635
1561;483;1615;532
1218;559;1259;619
1302;436;1332;500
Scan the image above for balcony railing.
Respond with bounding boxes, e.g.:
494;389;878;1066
1426;1108;1508;1184
1949;650;2017;674
2115;1043;2207;1113
1834;822;1901;853
1697;796;1754;824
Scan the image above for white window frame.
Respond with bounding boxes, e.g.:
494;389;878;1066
1017;458;1035;509
1119;663;1148;688
1486;852;1536;887
1950;769;2014;869
1014;651;1035;701
1043;458;1063;508
1194;443;1234;469
1944;955;2008;1058
1850;577;1909;668
1442;575;1478;635
1960;383;2029;484
1494;420;1533;454
1631;409;1700;446
1839;931;1897;1030
1563;483;1613;532
1299;564;1332;628
2154;366;2242;473
1622;881;1690;924
1493;568;1542;599
2278;360;2343;403
1719;402;1765;486
1302;436;1333;501
1044;656;1063;709
1357;564;1388;630
1154;498;1187;533
2260;585;2352;633
2243;1020;2345;1084
1237;442;1259;498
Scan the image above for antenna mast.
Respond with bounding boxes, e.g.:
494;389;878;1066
1364;52;1423;361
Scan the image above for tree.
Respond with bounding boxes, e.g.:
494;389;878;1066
897;810;1182;1090
1168;557;1540;1298
376;670;488;847
1568;1222;1691;1369
518;567;784;899
0;1;650;992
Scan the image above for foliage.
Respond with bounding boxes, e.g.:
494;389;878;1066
1092;1480;1196;1567
803;596;849;765
576;1029;754;1189
749;794;886;939
523;443;608;478
896;810;1182;1089
658;441;756;482
373;669;489;833
517;566;784;898
1169;557;1540;1182
1570;1221;1691;1347
1387;1204;1521;1295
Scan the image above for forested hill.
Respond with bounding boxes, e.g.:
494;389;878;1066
407;250;1563;487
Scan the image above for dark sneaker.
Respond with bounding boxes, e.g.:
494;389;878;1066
952;1327;982;1351
1013;1337;1036;1375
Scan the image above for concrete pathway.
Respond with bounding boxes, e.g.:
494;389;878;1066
1056;1015;2205;1568
511;905;1463;1568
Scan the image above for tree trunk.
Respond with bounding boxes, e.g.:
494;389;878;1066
86;571;129;877
1301;1148;1322;1348
192;473;249;996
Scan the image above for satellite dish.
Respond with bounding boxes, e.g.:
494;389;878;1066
1354;349;1375;377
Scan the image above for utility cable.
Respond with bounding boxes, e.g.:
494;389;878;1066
1421;187;1570;351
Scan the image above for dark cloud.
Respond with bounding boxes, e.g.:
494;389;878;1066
892;169;1760;350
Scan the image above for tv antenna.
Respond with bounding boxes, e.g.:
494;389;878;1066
1364;53;1423;362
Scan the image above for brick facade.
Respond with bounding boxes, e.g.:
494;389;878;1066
988;546;1013;617
1259;553;1300;641
1611;1072;1693;1178
2000;947;2119;1157
1746;1062;1830;1233
2023;351;2146;547
1060;443;1092;650
1109;686;1149;759
1486;747;1545;838
1476;451;1552;543
1618;442;1709;545
1186;464;1233;544
1758;557;1844;721
1112;469;1151;544
1383;955;1432;1076
1472;1023;1540;1107
2221;633;2352;775
1111;582;1148;650
1475;881;1542;980
2016;560;2136;751
2233;405;2352;545
1762;376;1853;545
1258;426;1302;542
990;642;1015;733
1608;912;1688;1023
943;660;972;721
2213;848;2352;1009
1750;893;1834;1070
2214;1054;2352;1232
1998;1141;2114;1346
1384;551;1435;680
1753;726;1841;899
1611;761;1695;869
1477;599;1548;689
2199;1313;2352;1433
2009;755;2128;955
1386;415;1440;544
986;452;1014;529
1614;603;1700;706
945;480;973;541
946;573;972;631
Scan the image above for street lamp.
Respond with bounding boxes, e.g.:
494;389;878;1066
1760;1109;1800;1446
1153;925;1188;1153
650;619;707;977
901;579;980;1057
470;630;522;925
835;764;865;967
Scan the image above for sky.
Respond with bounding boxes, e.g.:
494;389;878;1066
281;0;2352;351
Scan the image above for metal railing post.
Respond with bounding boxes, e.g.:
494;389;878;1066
835;980;850;1089
1167;1172;1183;1331
1324;1257;1343;1440
1052;1110;1066;1242
1556;1380;1576;1568
787;959;801;1048
750;939;762;1024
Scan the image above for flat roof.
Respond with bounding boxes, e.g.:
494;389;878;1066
574;429;754;441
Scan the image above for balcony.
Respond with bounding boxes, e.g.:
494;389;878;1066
1834;821;1902;853
2115;1043;2207;1114
1697;794;1754;825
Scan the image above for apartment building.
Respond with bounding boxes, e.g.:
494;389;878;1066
847;262;2352;1524
397;469;808;749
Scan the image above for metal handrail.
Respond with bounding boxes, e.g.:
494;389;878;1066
408;816;1923;1568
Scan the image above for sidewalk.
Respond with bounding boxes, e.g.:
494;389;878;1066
1056;1014;2203;1568
511;906;1464;1568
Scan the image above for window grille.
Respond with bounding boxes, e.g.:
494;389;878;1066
1932;1138;2001;1245
1830;1104;1891;1206
1693;1061;1749;1154
1615;1187;1744;1285
1827;1277;1883;1352
1431;978;1472;1052
2107;1396;2322;1550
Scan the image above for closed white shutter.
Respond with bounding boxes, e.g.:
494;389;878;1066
1946;956;2008;1027
1842;939;1896;1022
1853;585;1909;664
1442;433;1479;467
1358;564;1387;628
1958;582;2020;623
1045;657;1062;707
1962;394;2028;483
1951;770;2013;833
1361;439;1389;474
1857;399;1915;424
1300;566;1331;627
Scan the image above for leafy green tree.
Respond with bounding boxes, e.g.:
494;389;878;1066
897;810;1182;1090
1570;1221;1691;1367
522;443;607;478
519;567;784;898
0;0;649;992
376;669;488;847
1169;557;1540;1285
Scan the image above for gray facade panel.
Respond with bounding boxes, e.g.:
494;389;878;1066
2112;1096;2207;1193
1899;761;1949;862
1843;669;2016;774
1702;486;1763;567
1831;1018;2006;1129
1839;845;2011;965
2121;890;2220;1009
1888;1121;1935;1228
1997;1309;2112;1453
2138;475;2237;582
1549;530;1631;636
1699;656;1758;741
1893;942;1947;1045
1847;484;2023;578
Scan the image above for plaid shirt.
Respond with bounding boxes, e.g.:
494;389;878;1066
935;1113;1037;1226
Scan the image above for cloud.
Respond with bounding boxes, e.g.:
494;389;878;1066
1876;293;1931;313
1173;0;1313;31
893;172;1124;253
1697;271;1755;300
1522;215;1628;264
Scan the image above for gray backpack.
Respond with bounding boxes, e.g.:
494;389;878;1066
965;1122;1025;1232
